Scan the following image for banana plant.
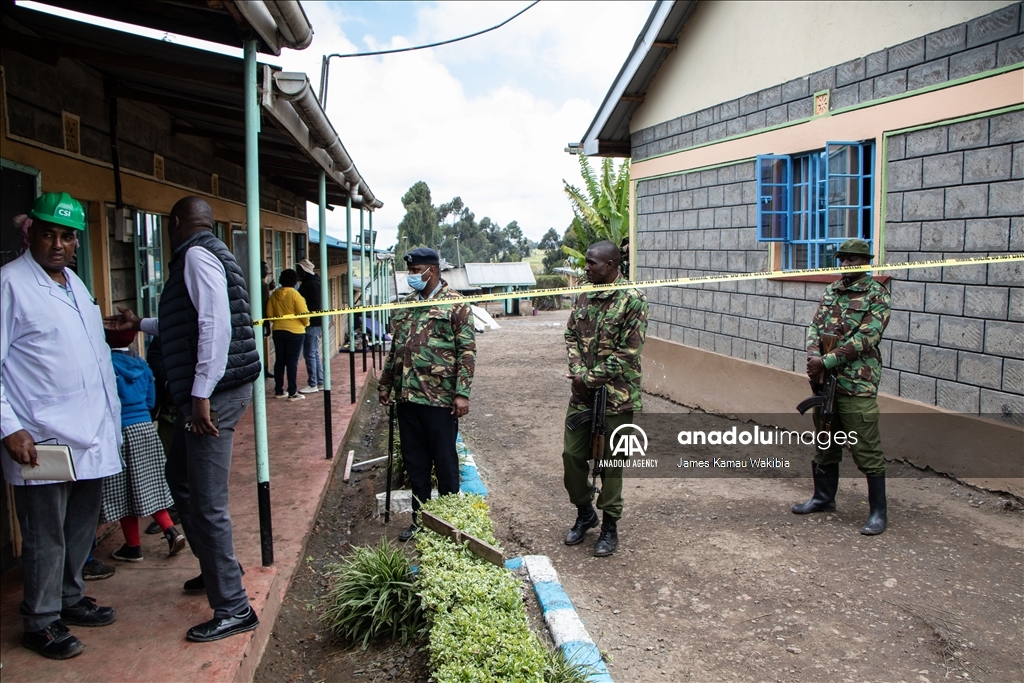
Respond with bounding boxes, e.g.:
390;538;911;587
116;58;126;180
562;154;631;274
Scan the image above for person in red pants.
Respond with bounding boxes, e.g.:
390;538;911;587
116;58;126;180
101;329;186;561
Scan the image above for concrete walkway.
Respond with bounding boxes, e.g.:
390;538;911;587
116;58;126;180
0;352;374;682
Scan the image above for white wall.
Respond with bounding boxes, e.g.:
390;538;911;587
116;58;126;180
632;0;1017;131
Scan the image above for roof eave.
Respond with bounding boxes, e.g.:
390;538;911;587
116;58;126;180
576;0;698;158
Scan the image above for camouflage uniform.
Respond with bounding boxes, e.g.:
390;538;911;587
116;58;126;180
379;281;476;516
563;277;648;519
379;282;476;407
806;274;891;475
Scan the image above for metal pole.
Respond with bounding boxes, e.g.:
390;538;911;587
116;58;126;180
319;171;333;460
369;212;379;369
244;41;273;567
346;193;356;404
360;207;367;373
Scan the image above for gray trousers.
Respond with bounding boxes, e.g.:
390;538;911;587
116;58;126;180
13;478;103;632
166;384;252;618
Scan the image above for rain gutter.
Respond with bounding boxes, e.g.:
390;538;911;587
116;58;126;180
231;0;313;56
266;69;383;209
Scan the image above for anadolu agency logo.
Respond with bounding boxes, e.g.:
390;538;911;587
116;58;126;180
598;424;659;469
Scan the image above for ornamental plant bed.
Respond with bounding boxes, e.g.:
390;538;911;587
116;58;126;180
254;396;431;683
254;394;576;683
416;494;593;683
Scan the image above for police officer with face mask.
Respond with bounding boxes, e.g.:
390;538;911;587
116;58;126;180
378;248;476;541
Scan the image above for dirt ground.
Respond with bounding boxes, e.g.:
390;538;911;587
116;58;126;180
257;310;1022;683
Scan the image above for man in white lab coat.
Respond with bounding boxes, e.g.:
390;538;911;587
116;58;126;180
0;192;123;660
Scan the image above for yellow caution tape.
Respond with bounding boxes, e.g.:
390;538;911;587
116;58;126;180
253;253;1023;325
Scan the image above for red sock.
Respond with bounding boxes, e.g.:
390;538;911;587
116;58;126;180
152;509;174;532
120;516;140;547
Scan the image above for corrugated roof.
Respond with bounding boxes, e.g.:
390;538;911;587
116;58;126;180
464;262;537;287
308;228;384;254
441;267;481;293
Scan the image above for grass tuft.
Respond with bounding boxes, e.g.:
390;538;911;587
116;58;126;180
318;537;425;648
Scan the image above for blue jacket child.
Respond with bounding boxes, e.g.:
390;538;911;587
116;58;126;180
110;350;156;429
100;330;185;562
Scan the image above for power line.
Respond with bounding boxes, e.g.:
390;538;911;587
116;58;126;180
324;1;540;60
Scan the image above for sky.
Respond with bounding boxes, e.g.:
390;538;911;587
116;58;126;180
18;0;655;250
276;1;655;249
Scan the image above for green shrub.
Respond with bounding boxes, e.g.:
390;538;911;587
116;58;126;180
417;495;549;682
318;537;425;648
533;274;568;311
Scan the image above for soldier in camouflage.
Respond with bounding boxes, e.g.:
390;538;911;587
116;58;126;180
794;238;892;535
379;248;476;542
563;241;648;557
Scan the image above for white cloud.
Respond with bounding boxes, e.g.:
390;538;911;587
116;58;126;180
280;1;654;250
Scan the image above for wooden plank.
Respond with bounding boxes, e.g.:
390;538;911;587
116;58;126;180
420;510;504;567
342;450;355;482
351;455;388;470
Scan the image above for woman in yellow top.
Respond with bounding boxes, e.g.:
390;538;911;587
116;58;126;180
265;269;310;400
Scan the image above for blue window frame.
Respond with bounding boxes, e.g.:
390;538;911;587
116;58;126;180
756;141;874;269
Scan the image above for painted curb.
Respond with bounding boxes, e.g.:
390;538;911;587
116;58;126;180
456;433;488;495
461;440;610;681
524;555;614;683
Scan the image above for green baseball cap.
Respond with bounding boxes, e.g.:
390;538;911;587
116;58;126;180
835;238;872;259
29;192;87;231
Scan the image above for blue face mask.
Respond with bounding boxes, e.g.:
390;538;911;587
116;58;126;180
407;272;428;291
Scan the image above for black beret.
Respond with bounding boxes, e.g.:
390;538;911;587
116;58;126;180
404;247;440;266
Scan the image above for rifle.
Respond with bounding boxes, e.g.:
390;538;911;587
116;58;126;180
565;385;608;496
385;402;395;524
796;334;839;446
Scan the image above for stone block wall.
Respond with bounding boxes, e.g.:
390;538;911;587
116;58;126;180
631;3;1023;161
635;161;828;374
634;114;1023;417
881;109;1024;415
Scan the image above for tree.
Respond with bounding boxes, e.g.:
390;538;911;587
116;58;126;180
540;227;565;274
561;155;631;275
538;227;560;251
397;181;438;251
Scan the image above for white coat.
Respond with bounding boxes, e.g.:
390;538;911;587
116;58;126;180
0;251;122;485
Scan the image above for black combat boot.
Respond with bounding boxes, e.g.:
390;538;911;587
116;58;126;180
792;462;839;514
593;514;618;557
399;512;419;543
564;504;599;545
860;475;887;535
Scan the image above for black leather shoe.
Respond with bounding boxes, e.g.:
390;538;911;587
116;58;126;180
145;520;163;535
165;527;186;556
564;504;599;545
23;621;84;660
398;524;418;542
183;561;245;592
186;607;259;642
60;596;116;627
593;515;618;557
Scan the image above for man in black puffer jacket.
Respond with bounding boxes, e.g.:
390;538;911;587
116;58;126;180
105;196;261;643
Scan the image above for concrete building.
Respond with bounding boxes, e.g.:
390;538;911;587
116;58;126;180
576;1;1023;490
0;1;381;571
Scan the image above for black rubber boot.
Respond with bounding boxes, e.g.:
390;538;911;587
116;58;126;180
593;514;618;557
792;462;839;514
860;475;887;535
564;504;599;545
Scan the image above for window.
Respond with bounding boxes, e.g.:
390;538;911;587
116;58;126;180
273;230;283;284
757;141;874;270
135;211;164;318
294;232;307;263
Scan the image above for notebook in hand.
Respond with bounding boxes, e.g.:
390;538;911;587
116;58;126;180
22;444;77;482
